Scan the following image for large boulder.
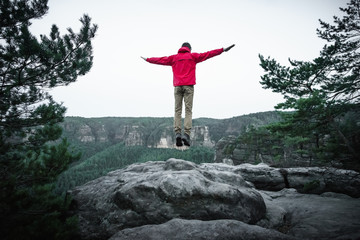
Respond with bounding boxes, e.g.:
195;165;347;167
69;159;266;240
234;163;360;197
69;159;360;240
258;189;360;240
109;218;296;240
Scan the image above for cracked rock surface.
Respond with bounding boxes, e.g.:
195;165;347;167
69;159;360;240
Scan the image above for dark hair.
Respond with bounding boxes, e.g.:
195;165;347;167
181;42;191;50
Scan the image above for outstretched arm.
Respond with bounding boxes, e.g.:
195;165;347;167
143;55;174;66
223;44;235;52
194;44;235;63
194;48;224;63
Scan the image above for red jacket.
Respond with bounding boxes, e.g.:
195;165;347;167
146;47;224;86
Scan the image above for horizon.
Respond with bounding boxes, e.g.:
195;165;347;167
63;109;280;120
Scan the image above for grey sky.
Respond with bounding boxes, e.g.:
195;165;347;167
30;0;347;119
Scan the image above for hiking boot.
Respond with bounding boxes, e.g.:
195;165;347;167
175;133;183;147
182;133;191;146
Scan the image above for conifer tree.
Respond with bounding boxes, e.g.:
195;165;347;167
0;0;97;239
259;0;359;164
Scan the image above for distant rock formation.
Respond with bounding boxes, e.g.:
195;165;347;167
152;126;215;148
62;120;215;148
214;135;348;168
69;159;360;240
61;112;281;149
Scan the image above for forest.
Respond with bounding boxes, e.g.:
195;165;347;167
54;110;281;194
55;144;214;194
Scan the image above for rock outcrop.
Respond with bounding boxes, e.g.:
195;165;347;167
259;189;360;240
234;163;360;197
69;159;266;240
109;218;296;240
69;159;360;240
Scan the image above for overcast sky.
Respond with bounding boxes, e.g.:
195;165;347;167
30;0;347;119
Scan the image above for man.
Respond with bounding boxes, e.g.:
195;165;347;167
141;42;235;147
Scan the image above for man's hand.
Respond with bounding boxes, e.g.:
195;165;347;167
141;56;147;61
223;44;235;52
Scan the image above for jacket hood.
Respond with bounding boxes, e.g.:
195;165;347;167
178;46;191;53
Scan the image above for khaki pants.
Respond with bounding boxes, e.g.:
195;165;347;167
174;85;194;135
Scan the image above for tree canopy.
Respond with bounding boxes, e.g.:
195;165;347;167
0;0;97;239
258;0;359;166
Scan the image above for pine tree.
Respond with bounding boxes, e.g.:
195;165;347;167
0;0;97;239
258;0;360;165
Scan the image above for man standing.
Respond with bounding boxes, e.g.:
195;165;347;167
141;42;235;147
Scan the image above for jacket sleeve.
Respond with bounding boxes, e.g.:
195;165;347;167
193;48;224;63
146;55;175;66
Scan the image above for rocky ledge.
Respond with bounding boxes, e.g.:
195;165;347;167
69;159;360;240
